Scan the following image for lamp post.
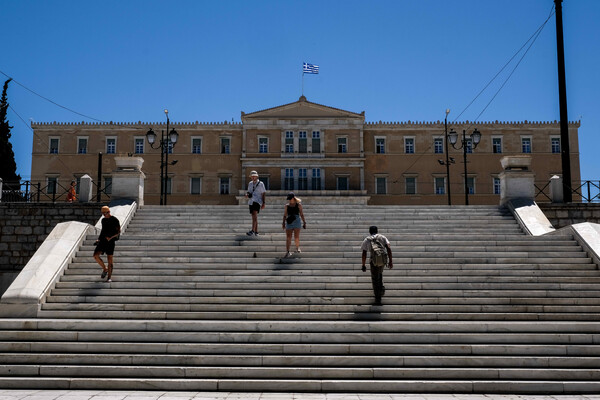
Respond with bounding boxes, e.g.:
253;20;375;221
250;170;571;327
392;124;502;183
146;109;179;205
437;109;455;205
448;127;481;205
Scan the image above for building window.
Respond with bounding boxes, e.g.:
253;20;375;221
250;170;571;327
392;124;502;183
77;138;87;154
492;137;502;154
220;137;230;154
376;138;385;154
219;177;230;194
376;177;387;194
104;177;112;195
338;137;347;153
166;177;172;194
49;138;59;154
261;176;270;190
191;177;202;194
337;176;349;191
466;177;475;194
192;138;202;154
46;177;58;194
551;137;560;154
312;131;321;153
284;168;294;191
465;139;473;154
258;137;268;153
298;131;307;153
522;137;532;153
135;138;144;154
106;138;116;154
435;177;445;195
493;177;501;195
285;131;294;153
405;138;415;154
75;177;81;195
434;138;443;154
298;168;308;190
312;168;322;190
405;177;416;194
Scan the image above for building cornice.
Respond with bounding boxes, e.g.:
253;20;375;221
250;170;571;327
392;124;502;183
364;120;581;128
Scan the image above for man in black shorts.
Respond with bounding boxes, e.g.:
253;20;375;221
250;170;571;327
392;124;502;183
246;170;266;236
93;205;121;282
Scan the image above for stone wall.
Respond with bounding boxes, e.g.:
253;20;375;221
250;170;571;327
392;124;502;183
538;203;600;229
0;203;104;295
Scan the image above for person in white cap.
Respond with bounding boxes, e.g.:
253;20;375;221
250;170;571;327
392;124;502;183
246;170;266;236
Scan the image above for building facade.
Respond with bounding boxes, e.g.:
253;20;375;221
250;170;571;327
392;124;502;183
30;96;580;205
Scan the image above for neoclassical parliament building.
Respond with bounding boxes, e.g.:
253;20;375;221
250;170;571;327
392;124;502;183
30;96;580;205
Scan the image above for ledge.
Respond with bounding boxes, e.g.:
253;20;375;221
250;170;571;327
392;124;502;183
507;198;555;236
0;221;94;317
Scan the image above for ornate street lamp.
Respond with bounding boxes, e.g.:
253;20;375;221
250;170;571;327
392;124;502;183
448;127;482;205
146;109;179;205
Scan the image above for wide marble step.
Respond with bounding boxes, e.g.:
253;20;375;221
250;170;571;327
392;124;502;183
0;329;596;344
35;310;600;321
0;376;598;393
2;352;599;368
68;256;594;264
3;365;600;381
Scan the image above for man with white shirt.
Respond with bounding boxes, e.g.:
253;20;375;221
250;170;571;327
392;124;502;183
246;170;266;236
361;225;393;305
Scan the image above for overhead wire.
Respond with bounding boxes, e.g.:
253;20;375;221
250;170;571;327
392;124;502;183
394;4;556;184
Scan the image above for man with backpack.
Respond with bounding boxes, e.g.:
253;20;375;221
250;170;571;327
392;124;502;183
361;225;393;305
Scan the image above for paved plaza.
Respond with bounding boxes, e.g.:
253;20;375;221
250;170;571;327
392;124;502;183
1;392;599;400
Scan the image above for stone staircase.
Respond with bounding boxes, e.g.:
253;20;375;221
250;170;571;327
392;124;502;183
1;204;599;393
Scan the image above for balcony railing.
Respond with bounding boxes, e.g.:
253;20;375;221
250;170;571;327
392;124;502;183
0;180;111;203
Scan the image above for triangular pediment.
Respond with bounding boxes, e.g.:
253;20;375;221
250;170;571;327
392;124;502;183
242;96;364;120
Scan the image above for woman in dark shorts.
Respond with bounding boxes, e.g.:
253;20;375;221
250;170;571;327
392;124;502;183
282;192;306;257
93;206;121;283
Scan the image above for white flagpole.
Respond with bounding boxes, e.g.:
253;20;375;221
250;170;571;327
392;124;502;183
302;70;304;96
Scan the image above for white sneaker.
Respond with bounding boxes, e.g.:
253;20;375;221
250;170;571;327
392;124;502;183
295;248;302;253
284;251;292;258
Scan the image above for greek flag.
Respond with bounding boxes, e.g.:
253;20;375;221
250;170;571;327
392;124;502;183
303;63;319;74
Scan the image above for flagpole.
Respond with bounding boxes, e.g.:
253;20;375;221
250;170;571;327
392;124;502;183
302;71;304;96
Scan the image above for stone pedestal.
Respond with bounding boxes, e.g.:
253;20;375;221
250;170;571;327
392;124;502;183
499;156;535;205
549;175;564;203
111;157;146;206
78;174;94;202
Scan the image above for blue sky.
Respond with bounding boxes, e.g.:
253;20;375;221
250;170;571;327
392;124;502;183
2;0;599;181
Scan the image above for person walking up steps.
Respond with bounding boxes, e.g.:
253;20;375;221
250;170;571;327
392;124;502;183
246;170;266;236
282;192;306;257
93;206;121;283
361;225;393;305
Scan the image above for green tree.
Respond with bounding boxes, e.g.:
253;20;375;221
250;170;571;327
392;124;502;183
0;78;21;185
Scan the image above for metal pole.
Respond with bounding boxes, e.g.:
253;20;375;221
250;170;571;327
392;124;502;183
463;130;469;206
587;181;591;203
96;152;103;202
164;115;170;206
444;114;451;205
160;129;165;205
555;0;572;202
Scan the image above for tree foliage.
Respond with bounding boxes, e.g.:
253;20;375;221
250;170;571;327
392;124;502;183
0;78;21;185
